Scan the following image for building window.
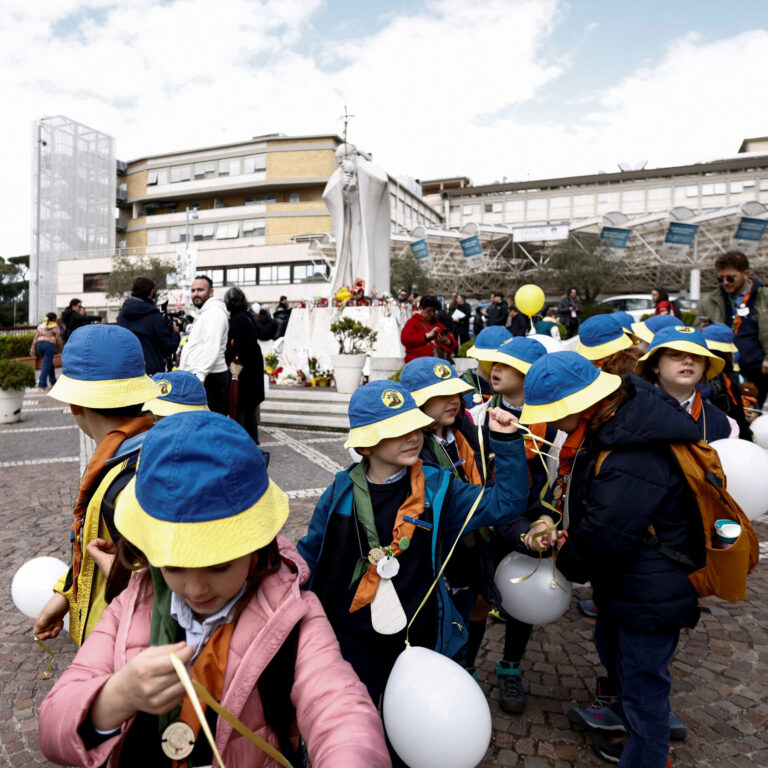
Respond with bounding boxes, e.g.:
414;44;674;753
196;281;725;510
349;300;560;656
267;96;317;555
242;219;266;236
169;226;186;243
293;263;330;283
216;222;239;239
621;189;644;203
702;182;726;195
213;199;226;209
147;169;168;186
730;181;743;194
147;228;168;245
192;224;215;241
288;191;301;203
83;273;109;292
244;154;267;173
194;162;216;180
760;179;768;191
244;193;276;205
462;204;477;215
219;158;240;177
527;198;546;211
170;165;192;183
259;265;291;285
648;187;671;201
242;267;257;286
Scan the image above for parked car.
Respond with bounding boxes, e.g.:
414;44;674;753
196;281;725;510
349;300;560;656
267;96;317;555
597;294;697;321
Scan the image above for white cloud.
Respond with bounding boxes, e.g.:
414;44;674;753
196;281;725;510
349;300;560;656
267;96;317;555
1;1;768;258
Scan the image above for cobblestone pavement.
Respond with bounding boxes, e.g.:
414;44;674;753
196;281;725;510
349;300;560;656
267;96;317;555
1;387;766;767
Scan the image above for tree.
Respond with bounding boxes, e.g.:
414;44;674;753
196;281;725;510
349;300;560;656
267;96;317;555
543;235;606;302
0;255;29;327
105;251;175;300
390;251;433;296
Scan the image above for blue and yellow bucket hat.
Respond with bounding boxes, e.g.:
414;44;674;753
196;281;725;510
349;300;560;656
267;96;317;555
115;411;288;567
577;315;632;361
630;314;678;344
481;336;547;374
465;326;513;363
144;370;209;416
636;325;725;379
610;311;636;337
520;351;621;424
400;357;473;406
49;325;160;408
702;323;738;354
344;380;434;449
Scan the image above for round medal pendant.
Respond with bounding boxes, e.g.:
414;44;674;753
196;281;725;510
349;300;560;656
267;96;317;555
161;721;195;759
368;547;387;566
398;536;410;551
552;485;563;501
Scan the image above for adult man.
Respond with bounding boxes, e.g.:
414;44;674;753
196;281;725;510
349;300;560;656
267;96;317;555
451;293;472;345
486;291;509;327
116;277;180;376
697;250;768;405
401;295;457;363
273;295;291;338
557;287;582;338
179;275;229;414
61;299;100;341
397;288;410;304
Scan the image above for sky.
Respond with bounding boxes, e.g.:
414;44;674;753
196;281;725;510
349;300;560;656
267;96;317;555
3;0;768;257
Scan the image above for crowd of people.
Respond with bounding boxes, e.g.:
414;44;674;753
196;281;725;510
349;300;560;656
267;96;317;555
23;250;764;768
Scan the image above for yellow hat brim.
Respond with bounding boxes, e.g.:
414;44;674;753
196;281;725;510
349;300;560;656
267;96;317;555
49;374;161;408
478;351;532;374
705;340;738;354
577;333;632;361
519;371;622;424
411;378;473;406
630;322;654;344
144;398;210;416
466;346;499;364
344;407;435;449
636;340;725;380
115;475;289;568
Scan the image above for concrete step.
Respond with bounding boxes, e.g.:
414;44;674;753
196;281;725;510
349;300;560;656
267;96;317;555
261;386;350;429
265;386;352;404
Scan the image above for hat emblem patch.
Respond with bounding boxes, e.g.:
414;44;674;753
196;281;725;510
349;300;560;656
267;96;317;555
433;363;452;379
381;389;405;409
158;380;173;396
675;326;694;334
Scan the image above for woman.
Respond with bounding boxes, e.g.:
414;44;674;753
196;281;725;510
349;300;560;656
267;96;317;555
652;287;676;316
224;287;265;443
30;312;62;390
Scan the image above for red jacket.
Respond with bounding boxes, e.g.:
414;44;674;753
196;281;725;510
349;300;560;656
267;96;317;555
400;312;458;363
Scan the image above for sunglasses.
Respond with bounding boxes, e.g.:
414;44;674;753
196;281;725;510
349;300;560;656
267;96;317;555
717;275;738;284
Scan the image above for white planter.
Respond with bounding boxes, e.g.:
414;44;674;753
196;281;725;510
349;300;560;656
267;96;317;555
453;358;477;375
368;356;404;381
0;388;25;424
331;354;366;394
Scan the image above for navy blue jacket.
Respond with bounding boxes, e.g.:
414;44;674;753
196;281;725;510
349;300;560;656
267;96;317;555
117;297;180;376
556;376;706;633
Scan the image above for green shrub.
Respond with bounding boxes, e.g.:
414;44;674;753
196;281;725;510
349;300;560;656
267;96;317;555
330;316;378;355
0;332;35;359
0;359;36;390
456;339;474;358
680;310;697;327
389;366;403;382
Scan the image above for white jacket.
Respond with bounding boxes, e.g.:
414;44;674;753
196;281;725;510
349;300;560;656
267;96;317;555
179;297;229;380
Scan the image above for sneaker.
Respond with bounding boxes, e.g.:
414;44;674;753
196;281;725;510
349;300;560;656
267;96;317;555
577;599;598;618
496;660;525;714
669;711;687;741
568;677;623;732
591;732;625;764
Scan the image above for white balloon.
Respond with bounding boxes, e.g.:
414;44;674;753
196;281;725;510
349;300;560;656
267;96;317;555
383;646;492;768
528;333;563;353
750;415;768;450
12;557;69;619
711;438;768;521
494;551;573;625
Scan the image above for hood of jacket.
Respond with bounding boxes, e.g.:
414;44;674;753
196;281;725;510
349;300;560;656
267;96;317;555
119;296;160;321
593;375;701;449
198;296;229;316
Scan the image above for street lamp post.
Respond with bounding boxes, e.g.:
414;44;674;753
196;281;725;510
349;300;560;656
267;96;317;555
33;118;49;325
183;206;199;311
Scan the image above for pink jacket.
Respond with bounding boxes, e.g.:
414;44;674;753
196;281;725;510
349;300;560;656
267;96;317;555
38;537;391;768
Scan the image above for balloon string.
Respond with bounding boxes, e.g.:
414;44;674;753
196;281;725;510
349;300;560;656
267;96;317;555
34;635;56;679
745;406;768;415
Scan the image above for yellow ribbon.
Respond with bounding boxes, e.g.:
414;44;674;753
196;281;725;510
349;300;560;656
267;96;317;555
34;635;56;679
169;652;294;768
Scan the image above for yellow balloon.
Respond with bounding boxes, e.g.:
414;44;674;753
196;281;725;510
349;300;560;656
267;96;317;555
514;284;546;316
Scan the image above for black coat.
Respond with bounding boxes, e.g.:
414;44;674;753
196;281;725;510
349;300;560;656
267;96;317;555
486;300;509;327
225;310;265;409
61;307;100;341
507;312;529;337
556;376;706;633
116;297;180;375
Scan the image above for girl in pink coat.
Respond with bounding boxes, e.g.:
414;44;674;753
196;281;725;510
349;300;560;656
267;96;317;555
38;411;390;768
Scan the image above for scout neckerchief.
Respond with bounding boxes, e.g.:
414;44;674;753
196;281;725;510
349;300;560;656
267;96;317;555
488;393;548;461
728;278;755;335
70;414;153;599
348;460;425;613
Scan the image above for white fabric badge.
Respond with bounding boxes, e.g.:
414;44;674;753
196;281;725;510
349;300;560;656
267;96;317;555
376;555;400;579
738;306;749;317
371;577;407;635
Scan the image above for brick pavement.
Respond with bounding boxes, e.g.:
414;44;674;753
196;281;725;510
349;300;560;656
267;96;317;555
0;388;766;767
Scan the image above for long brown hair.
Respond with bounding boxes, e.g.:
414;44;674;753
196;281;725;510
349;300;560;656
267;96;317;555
598;347;641;377
587;381;632;433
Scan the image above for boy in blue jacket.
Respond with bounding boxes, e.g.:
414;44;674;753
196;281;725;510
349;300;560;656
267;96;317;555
297;379;529;705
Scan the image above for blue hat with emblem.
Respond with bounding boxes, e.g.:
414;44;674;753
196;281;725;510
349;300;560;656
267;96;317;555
520;351;622;424
344;380;434;449
577;315;632;361
144;370;209;416
400;357;473;406
465;325;513;363
481;336;547;374
636;325;724;379
115;411;288;567
610;311;636;337
702;323;738;354
49;324;160;408
631;314;679;344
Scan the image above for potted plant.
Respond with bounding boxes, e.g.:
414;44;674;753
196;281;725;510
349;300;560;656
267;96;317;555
330;316;378;394
0;359;35;424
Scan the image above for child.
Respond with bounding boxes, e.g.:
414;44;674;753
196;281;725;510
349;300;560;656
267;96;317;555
461;325;513;408
34;325;161;646
636;325;733;441
630;314;678;354
30;311;62;390
38;412;390;768
610;311;636;340
297;379;529;708
534;308;562;339
577;315;640;377
520;352;705;767
144;370;210;419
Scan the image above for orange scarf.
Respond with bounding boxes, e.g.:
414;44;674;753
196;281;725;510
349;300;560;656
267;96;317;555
690;390;703;422
523;423;548;462
349;462;425;613
71;414;153;599
455;430;484;486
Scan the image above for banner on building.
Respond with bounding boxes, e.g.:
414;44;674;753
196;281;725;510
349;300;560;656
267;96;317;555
410;239;430;267
513;224;569;243
730;217;768;256
598;226;631;261
661;222;698;260
460;235;485;270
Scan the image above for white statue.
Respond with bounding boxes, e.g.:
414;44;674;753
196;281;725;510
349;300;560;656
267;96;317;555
323;143;391;296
